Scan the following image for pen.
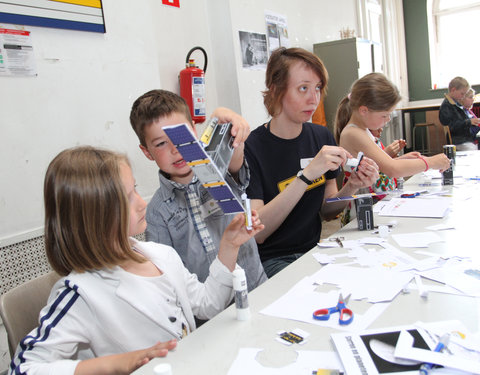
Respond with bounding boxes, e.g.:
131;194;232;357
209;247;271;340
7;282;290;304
418;333;450;375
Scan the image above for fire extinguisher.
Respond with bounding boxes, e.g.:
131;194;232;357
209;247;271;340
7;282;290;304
179;46;208;124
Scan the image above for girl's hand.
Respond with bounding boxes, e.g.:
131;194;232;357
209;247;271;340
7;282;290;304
347;156;379;189
222;210;264;249
427;153;451;173
75;340;177;375
385;139;406;157
218;210;264;271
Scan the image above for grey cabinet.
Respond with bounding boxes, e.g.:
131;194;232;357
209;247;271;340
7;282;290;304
313;38;382;132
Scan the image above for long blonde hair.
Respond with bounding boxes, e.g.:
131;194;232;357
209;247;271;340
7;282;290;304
334;73;401;143
44;146;144;276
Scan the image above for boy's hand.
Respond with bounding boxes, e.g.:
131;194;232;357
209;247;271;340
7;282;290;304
211;107;250;148
75;340;177;375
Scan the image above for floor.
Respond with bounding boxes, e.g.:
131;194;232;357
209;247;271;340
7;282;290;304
0;217;342;373
320;216;342;240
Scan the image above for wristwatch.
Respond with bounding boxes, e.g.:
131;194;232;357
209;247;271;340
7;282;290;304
296;170;313;185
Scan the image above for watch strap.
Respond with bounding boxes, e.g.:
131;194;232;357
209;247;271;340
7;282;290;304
297;170;313;185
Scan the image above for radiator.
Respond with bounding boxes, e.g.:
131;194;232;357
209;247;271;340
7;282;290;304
0;231;145;295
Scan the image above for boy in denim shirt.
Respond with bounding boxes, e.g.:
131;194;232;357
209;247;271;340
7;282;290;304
130;90;267;290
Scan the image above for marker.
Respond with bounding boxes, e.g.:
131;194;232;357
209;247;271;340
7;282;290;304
418;333;450;375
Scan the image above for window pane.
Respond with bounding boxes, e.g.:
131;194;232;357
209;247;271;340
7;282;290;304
431;6;480;87
438;0;480;11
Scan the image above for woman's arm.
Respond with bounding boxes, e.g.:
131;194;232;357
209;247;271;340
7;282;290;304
251;145;349;243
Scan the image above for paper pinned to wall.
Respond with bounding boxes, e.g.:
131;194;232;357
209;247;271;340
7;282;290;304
0;27;36;76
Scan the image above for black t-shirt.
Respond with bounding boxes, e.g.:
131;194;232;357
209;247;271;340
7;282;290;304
245;122;340;262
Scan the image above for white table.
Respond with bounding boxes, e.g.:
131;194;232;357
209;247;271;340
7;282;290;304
133;151;480;375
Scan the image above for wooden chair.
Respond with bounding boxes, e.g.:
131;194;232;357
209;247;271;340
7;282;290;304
443;125;453;145
413;122;439;155
0;271;61;357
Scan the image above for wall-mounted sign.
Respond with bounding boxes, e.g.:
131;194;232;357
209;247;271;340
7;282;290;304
0;0;106;33
162;0;180;8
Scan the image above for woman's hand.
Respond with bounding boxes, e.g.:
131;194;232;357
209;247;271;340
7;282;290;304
346;156;379;189
303;145;350;181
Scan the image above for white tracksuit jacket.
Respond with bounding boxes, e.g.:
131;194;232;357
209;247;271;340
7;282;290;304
9;238;236;375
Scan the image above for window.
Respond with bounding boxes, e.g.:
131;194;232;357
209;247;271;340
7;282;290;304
427;0;480;88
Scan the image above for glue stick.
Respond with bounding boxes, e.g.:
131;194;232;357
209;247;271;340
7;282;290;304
232;268;250;320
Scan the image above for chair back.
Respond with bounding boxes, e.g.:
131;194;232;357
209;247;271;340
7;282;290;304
443;125;453;144
0;271;61;357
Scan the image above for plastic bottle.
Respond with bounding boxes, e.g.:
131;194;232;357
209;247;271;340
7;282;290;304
232;269;250;320
396;177;404;192
153;363;172;375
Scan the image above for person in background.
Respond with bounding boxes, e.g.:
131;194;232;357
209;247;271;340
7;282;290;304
459;88;479;123
439;76;480;150
130;90;267;290
245;47;379;278
335;73;450;187
10;146;263;375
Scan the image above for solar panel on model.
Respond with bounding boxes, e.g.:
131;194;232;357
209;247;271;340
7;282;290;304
162;122;245;214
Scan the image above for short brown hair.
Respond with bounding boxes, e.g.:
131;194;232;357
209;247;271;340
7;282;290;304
334;73;402;142
263;47;328;117
448;76;469;91
44;146;144;276
130;89;192;146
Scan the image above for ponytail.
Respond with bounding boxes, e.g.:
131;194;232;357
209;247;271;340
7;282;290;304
334;96;352;143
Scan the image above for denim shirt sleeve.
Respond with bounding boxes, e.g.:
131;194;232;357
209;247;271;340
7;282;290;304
225;157;250;194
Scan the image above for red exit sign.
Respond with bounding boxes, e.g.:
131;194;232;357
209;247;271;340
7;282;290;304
162;0;180;7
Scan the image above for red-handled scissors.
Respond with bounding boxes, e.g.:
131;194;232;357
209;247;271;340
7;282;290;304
313;293;354;325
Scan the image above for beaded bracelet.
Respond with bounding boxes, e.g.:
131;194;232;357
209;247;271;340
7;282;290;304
418;155;429;171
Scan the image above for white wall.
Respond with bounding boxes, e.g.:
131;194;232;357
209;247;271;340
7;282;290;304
0;0;358;244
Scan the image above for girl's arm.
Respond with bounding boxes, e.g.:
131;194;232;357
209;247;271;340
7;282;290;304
340;126;450;178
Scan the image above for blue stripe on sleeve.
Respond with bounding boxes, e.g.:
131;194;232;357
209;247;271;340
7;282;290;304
10;280;80;375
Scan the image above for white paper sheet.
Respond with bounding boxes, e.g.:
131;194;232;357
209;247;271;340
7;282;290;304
378;197;451;218
311;264;414;303
259;278;389;332
392;232;444;248
227;348;343;375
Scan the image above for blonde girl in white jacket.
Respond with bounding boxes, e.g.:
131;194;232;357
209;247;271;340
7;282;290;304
10;146;263;375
